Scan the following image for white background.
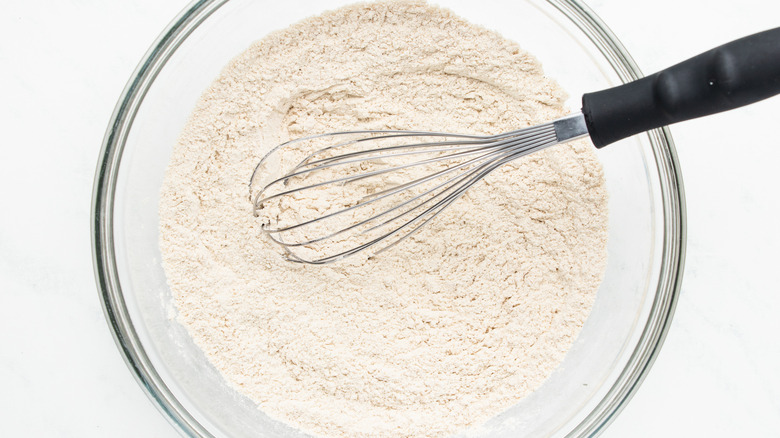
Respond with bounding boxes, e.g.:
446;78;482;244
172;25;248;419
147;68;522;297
1;0;779;436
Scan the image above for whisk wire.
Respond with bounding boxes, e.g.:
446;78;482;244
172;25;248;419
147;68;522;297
267;140;522;247
293;123;555;170
256;126;555;209
259;126;556;235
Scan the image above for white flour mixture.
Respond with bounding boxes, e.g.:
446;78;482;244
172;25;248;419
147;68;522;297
159;1;608;437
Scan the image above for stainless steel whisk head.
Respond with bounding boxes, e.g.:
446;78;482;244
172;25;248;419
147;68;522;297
250;114;588;264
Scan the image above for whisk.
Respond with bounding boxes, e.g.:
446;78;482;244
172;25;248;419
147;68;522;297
251;27;780;264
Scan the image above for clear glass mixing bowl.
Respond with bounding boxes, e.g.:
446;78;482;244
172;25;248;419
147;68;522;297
92;0;686;436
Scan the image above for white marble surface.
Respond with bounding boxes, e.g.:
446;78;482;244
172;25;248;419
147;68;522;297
1;0;779;436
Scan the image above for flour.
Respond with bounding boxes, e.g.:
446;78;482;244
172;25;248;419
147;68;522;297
159;1;609;437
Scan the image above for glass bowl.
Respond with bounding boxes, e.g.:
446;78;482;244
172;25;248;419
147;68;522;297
92;0;686;436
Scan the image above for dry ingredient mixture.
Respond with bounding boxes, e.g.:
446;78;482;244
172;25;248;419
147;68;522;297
159;1;608;437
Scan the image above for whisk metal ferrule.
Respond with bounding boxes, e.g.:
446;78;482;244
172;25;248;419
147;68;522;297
552;113;589;143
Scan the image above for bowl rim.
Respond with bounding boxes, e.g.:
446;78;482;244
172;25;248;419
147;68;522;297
91;0;686;436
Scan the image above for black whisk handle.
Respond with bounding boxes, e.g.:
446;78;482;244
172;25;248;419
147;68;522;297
582;26;780;148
